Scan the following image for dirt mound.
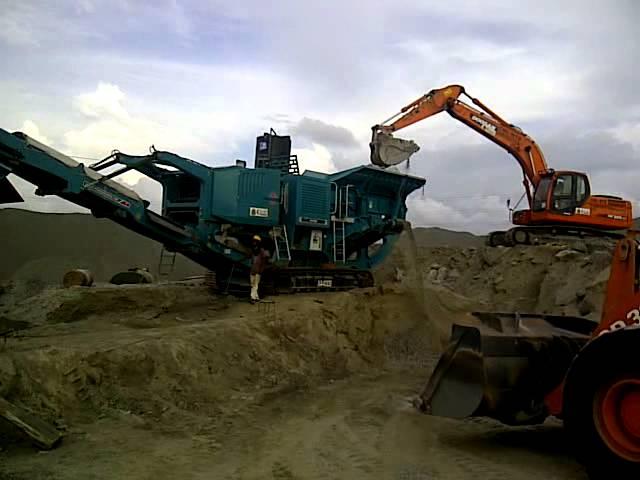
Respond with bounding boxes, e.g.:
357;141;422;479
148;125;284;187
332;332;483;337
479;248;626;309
418;238;615;321
0;279;433;431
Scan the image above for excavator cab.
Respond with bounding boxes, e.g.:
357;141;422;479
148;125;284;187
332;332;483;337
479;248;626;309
532;171;590;214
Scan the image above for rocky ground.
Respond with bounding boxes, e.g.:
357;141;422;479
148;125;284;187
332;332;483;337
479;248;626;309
0;224;613;479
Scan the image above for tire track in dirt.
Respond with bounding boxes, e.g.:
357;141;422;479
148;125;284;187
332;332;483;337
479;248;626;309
203;371;588;480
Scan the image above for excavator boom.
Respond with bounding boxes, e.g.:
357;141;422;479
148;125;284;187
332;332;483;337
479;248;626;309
370;84;549;189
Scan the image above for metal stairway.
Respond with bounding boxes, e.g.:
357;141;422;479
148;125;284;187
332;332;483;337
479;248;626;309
333;220;346;263
332;185;353;264
272;225;291;263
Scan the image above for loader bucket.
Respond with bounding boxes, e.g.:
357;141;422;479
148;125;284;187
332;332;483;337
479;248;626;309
418;312;597;425
369;132;420;167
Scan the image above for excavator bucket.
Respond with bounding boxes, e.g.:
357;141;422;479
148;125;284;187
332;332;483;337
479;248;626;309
369;132;420;167
417;312;597;425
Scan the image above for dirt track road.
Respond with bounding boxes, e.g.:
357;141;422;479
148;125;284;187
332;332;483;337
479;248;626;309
1;370;587;480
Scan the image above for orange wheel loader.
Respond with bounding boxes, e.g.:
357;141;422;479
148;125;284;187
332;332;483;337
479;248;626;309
416;231;640;477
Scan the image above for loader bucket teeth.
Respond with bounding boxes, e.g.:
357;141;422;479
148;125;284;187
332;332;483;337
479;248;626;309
370;132;420;167
419;312;597;426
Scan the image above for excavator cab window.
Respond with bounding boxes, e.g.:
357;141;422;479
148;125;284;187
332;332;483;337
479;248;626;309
532;177;552;211
550;173;589;213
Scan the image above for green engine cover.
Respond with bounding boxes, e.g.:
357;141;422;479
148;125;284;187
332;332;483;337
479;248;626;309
210;167;281;225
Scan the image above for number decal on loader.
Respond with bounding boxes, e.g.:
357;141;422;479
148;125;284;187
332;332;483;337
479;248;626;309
598;307;640;335
627;308;640;324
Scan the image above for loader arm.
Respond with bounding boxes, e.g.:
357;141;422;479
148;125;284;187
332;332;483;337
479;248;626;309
371;84;551;203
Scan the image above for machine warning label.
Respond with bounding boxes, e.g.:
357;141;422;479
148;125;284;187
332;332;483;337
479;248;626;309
250;207;269;217
471;115;497;136
575;207;591;215
83;182;131;208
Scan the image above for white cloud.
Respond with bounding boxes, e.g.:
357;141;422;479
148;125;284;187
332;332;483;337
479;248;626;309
127;176;163;213
63;82;209;161
611;122;640;150
73;83;129;120
407;193;511;235
18;120;50;144
293;143;337;174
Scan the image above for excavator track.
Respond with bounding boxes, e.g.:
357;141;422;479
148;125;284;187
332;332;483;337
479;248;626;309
206;267;374;296
486;225;624;247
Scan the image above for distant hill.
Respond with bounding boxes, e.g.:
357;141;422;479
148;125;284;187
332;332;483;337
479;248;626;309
412;226;484;248
0;208;203;284
1;208;632;286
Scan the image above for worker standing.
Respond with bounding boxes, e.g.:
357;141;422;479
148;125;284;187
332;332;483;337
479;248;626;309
250;235;269;303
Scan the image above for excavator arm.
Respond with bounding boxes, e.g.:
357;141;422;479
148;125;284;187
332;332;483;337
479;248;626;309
370;85;551;201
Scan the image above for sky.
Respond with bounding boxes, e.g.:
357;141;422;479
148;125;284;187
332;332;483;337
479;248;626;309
1;0;638;234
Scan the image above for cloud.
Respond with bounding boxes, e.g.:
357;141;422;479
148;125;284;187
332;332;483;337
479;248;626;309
293;143;337;174
63;82;209;161
611;122;640;151
406;193;511;235
73;83;129;120
293;118;358;149
127;176;163;213
289;117;366;171
18;120;50;144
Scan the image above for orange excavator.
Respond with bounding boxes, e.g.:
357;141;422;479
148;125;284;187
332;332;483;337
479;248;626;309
370;85;632;246
417;231;640;477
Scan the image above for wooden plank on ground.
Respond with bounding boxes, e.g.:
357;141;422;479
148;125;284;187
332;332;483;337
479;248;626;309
0;396;62;449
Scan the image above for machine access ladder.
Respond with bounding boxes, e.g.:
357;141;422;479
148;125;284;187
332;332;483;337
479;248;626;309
332;185;354;264
272;225;291;263
158;247;177;276
333;221;346;263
